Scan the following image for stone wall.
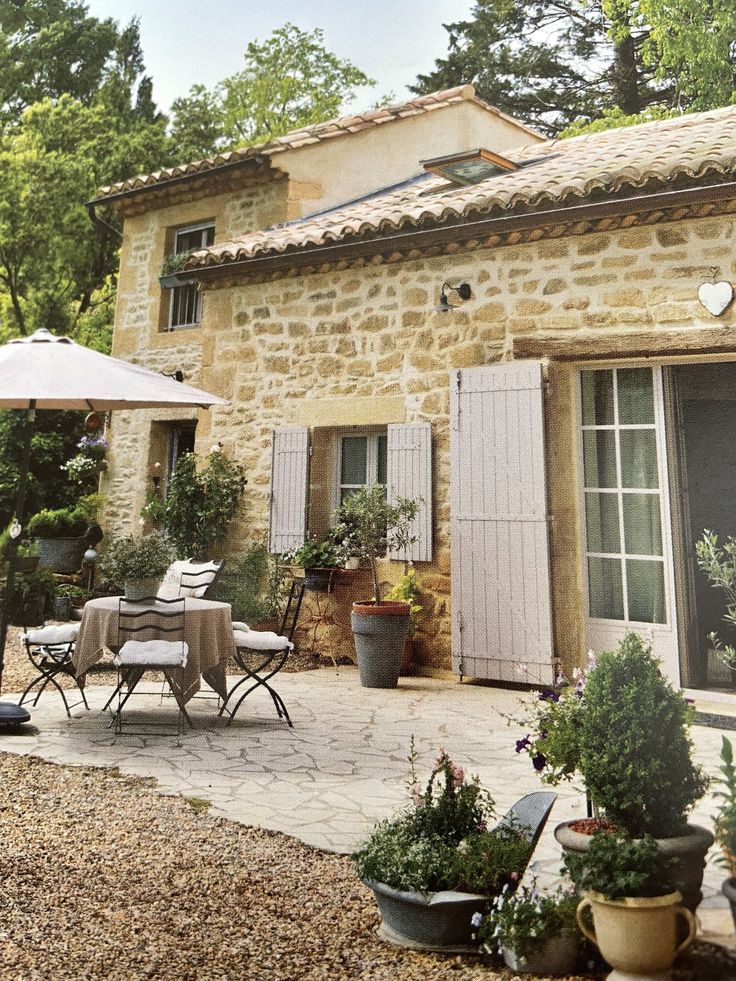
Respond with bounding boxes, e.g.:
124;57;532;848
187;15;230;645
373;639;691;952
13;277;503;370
104;205;736;676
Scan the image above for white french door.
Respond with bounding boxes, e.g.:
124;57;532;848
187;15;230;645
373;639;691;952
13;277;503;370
579;366;680;683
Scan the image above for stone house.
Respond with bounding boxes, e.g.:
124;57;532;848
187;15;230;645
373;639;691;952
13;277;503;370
93;85;736;694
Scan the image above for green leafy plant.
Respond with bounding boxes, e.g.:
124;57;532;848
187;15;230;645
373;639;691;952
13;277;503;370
564;831;674;900
145;451;246;560
286;535;340;570
334;486;418;603
98;532;174;585
579;633;707;837
62;453;107;484
16;540;39;558
714;736;736;879
10;566;57;610
56;583;86;599
211;539;287;624
160;249;196;277
353;743;531;895
475;881;580;960
385;567;422;636
696;529;736;669
27;507;88;538
76;493;106;522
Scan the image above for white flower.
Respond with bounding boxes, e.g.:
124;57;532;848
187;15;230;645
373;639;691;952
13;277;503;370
471;911;483;928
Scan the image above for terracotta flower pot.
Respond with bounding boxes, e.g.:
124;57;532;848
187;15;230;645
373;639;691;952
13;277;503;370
576;890;695;978
351;601;409;689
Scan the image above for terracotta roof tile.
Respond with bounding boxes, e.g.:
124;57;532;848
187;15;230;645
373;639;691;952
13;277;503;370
185;105;736;270
95;85;539;200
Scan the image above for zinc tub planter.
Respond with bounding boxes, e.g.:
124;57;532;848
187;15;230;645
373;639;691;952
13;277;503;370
363;879;488;951
351;600;409;689
38;536;88;575
576;890;695;980
503;929;580;976
555;820;714;912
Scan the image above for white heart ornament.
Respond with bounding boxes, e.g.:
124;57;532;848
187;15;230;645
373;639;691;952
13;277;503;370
698;280;734;317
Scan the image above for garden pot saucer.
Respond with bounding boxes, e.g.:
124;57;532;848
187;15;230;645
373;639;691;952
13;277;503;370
376;921;479;956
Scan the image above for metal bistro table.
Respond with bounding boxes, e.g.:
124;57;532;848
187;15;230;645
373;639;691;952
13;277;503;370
72;596;236;704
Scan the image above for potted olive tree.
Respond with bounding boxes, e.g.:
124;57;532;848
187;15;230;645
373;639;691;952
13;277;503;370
27;507;90;574
334;487;418;689
99;532;174;601
567;832;696;978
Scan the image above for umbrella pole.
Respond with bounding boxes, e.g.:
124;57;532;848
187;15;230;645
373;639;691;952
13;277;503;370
0;401;35;726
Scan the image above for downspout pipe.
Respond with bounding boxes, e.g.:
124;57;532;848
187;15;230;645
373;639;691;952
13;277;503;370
85;201;123;240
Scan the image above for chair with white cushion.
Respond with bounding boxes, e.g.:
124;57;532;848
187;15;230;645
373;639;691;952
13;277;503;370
157;559;224;600
220;578;305;728
18;622;88;718
111;596;190;739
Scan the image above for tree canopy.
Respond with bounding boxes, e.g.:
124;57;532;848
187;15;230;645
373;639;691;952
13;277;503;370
413;0;736;135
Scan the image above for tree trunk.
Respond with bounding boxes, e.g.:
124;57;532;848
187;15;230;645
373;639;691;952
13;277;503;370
612;31;642;116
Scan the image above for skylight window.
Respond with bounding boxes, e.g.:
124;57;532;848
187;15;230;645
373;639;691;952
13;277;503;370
421;148;518;186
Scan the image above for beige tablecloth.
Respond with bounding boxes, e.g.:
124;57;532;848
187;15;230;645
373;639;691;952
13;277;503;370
72;597;236;703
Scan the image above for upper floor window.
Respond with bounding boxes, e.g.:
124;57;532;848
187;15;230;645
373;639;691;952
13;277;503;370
167;222;214;331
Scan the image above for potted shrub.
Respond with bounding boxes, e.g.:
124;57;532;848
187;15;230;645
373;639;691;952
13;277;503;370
566;831;696;978
334;486;418;689
385;567;422;675
713;736;736;929
9;567;57;627
98;532;174;601
1;532;40;574
474;881;581;976
159;249;196;289
27;507;90;574
287;535;340;592
54;583;87;620
516;633;712;911
353;745;532;950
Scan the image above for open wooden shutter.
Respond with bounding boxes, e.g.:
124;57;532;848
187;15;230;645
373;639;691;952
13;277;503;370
268;428;309;554
387;422;432;562
450;363;555;684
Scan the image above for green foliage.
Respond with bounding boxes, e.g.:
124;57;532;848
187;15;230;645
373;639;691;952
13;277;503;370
514;678;587;786
353;746;530;894
412;0;736;136
564;831;673;899
211;539;287;625
98;531;174;585
286;535;340;570
385;567;422;637
695;529;736;669
560;104;683;137
160;250;196;277
149;451;246;560
714;737;736;878
27;506;87;538
476;881;580;959
579;633;707;837
75;493;105;522
10;565;57;607
334;486;418;603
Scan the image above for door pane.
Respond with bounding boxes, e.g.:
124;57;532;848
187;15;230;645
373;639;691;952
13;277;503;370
626;559;666;623
623;493;662;556
341;437;367;484
620;431;659;488
585;492;620;553
588;557;624;620
583;430;617;488
581;371;614;426
617;368;655;425
377;434;388;485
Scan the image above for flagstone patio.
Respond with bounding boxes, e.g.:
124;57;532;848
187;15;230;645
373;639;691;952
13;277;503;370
2;667;734;947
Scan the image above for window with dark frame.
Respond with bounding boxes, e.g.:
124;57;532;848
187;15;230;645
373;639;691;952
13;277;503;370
167;223;214;330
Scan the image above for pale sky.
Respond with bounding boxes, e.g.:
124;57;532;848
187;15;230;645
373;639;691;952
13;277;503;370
85;1;475;113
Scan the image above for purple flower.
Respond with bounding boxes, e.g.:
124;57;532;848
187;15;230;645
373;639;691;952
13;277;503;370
538;689;560;703
515;736;531;754
539;729;548;740
532;752;547;772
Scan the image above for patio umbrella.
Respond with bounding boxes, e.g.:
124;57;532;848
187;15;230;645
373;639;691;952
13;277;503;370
0;328;229;726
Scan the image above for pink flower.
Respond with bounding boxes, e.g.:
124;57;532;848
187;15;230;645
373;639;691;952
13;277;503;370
451;764;465;787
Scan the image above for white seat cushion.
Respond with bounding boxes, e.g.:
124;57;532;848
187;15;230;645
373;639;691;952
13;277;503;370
233;629;293;652
24;623;80;645
231;621;249;632
157;560;220;600
115;639;188;667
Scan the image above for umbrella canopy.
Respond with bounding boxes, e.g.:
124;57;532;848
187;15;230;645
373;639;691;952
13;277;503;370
0;329;227;409
0;328;230;725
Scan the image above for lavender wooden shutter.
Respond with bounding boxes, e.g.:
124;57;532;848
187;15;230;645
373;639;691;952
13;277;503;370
450;363;554;683
268;428;309;554
387;423;432;562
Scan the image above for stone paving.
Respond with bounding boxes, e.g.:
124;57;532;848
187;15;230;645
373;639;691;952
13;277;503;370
1;667;734;943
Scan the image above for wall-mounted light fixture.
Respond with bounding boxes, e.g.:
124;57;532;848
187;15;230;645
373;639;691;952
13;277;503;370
162;369;184;383
437;282;472;312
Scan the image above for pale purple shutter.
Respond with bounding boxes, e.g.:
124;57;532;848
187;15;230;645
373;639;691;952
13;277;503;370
449;363;555;684
268;428;309;554
387;423;432;562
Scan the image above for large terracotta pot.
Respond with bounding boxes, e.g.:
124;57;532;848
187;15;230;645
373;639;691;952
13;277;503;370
576;890;695;979
555;820;714;912
351;601;409;689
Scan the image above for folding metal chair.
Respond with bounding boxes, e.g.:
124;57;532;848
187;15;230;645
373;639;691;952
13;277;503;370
220;578;305;727
110;595;191;740
18;623;89;718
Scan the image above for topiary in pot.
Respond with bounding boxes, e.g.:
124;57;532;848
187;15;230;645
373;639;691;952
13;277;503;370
98;532;175;600
555;632;712;911
27;506;90;573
